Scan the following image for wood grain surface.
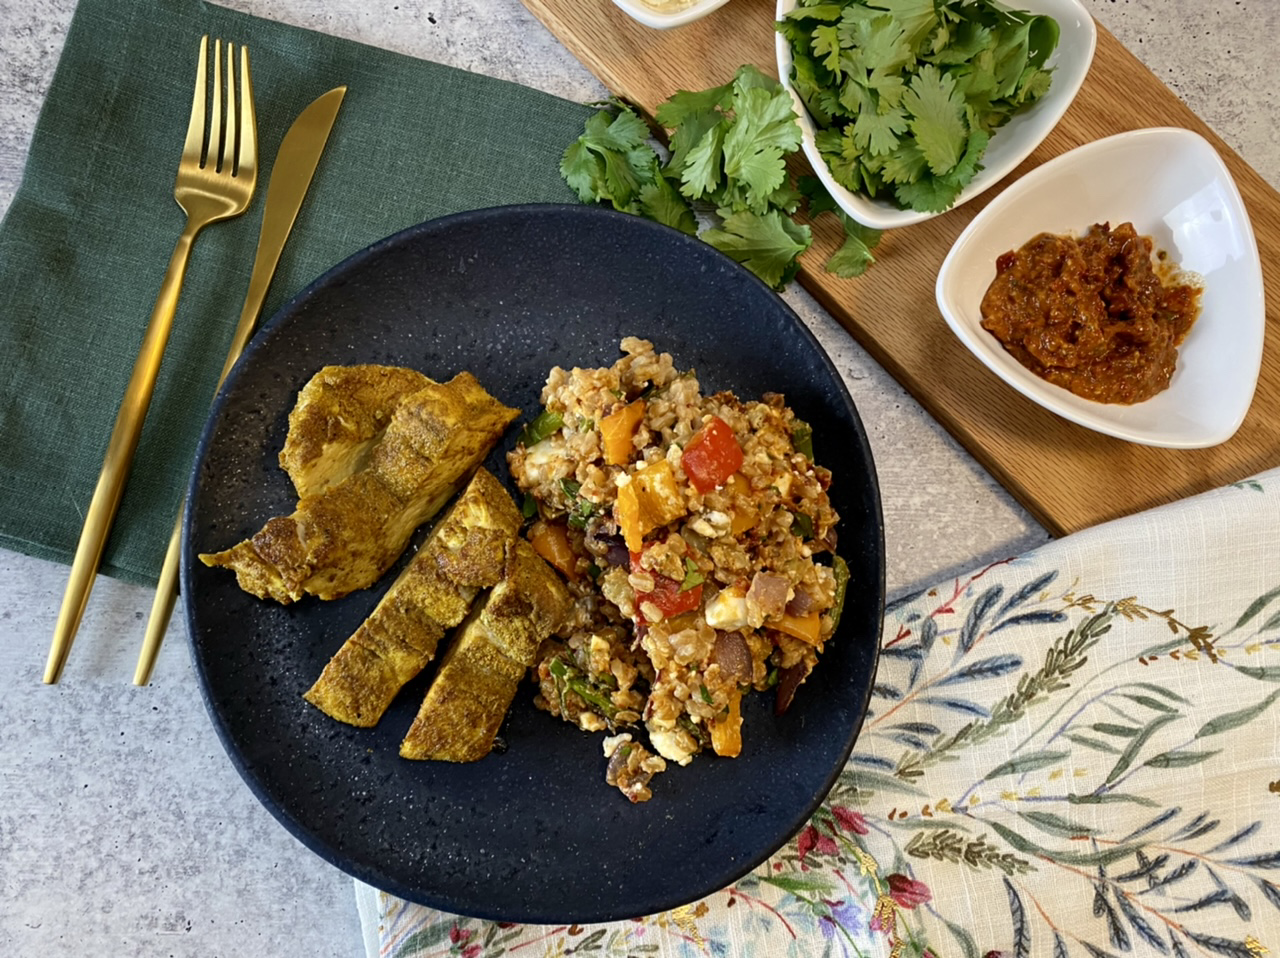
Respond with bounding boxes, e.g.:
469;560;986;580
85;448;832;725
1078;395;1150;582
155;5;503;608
520;0;1280;536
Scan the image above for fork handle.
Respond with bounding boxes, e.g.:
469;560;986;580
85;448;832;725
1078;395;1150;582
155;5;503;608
44;220;201;684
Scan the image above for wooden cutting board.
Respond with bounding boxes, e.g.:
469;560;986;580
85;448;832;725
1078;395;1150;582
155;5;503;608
520;0;1280;536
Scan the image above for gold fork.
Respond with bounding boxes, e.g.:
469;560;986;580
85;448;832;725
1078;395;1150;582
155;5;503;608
44;37;258;684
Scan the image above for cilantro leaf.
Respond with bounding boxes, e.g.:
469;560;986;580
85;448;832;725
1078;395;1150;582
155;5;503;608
853;103;909;155
654;81;732;129
844;14;913;75
790;52;839;126
679;119;728;199
701;210;812;290
902;64;968;175
862;0;938;49
720;85;801;212
1026;15;1060;68
724;85;804;164
732;63;780;95
639;170;698;235
948;126;989;185
894;127;988;211
989;20;1033;98
1017;68;1053;104
600;147;646;210
838;76;876;118
817;126;880;196
665;103;727;176
812;24;846;78
734;145;789;211
893;172;960;212
866;69;907;107
826;225;880;278
796;173;838;216
560;104;664;212
768;183;805;215
878;138;927;183
797;175;883;278
560;138;605;204
782;2;843;22
925;20;992;65
896;171;962;212
594;107;651;152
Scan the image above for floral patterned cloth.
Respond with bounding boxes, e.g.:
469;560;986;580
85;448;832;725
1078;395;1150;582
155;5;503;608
357;468;1280;958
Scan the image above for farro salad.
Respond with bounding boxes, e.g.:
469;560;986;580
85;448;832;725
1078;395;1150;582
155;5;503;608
508;338;849;802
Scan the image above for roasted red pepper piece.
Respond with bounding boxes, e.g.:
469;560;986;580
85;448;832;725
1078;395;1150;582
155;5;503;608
630;549;703;624
681;416;743;493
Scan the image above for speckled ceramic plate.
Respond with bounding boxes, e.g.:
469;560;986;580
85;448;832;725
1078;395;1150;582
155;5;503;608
182;204;884;923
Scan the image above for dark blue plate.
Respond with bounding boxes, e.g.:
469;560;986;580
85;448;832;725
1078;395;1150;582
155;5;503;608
183;204;884;923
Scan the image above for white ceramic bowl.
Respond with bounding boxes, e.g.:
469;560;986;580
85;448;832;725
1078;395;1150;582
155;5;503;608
612;0;730;29
776;0;1097;229
936;127;1264;449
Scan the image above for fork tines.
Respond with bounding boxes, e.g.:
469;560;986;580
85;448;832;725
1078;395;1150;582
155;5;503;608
185;36;253;178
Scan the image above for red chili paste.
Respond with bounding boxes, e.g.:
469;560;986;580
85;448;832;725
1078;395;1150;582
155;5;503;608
979;222;1202;404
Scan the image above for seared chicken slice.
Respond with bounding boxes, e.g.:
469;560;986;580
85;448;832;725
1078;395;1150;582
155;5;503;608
279;364;434;499
400;539;571;762
302;468;522;727
199;372;518;603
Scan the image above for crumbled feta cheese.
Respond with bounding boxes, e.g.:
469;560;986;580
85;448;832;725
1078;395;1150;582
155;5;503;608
602;732;633;758
705;587;749;631
519;436;568;484
689;510;730;538
649;728;695;766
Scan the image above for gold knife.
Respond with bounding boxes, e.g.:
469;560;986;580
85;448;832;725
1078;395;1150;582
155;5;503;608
133;86;347;686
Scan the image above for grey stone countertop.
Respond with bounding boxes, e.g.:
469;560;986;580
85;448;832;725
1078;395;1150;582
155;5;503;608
1;1;1276;955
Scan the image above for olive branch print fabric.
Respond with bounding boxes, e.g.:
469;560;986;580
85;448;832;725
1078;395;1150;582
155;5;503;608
361;468;1280;958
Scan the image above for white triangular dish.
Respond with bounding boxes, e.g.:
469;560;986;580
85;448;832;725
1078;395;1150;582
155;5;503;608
936;127;1264;448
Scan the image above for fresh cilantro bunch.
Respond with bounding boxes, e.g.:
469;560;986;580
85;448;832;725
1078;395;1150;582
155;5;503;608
560;66;881;290
777;0;1060;213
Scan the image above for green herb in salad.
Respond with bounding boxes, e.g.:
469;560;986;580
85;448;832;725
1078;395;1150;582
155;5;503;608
518;408;564;447
829;554;851;630
559;478;596;530
778;0;1060;213
548;655;626;730
679;557;705;593
791;418;815;459
560;68;883;290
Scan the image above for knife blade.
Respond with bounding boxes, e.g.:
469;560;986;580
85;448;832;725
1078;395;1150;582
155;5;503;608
218;85;347;381
133;85;347;686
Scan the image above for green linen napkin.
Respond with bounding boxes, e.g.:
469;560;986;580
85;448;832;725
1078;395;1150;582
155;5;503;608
0;0;593;586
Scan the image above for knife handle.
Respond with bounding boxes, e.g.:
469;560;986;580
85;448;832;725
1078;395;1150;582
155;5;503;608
132;265;265;686
134;511;183;685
